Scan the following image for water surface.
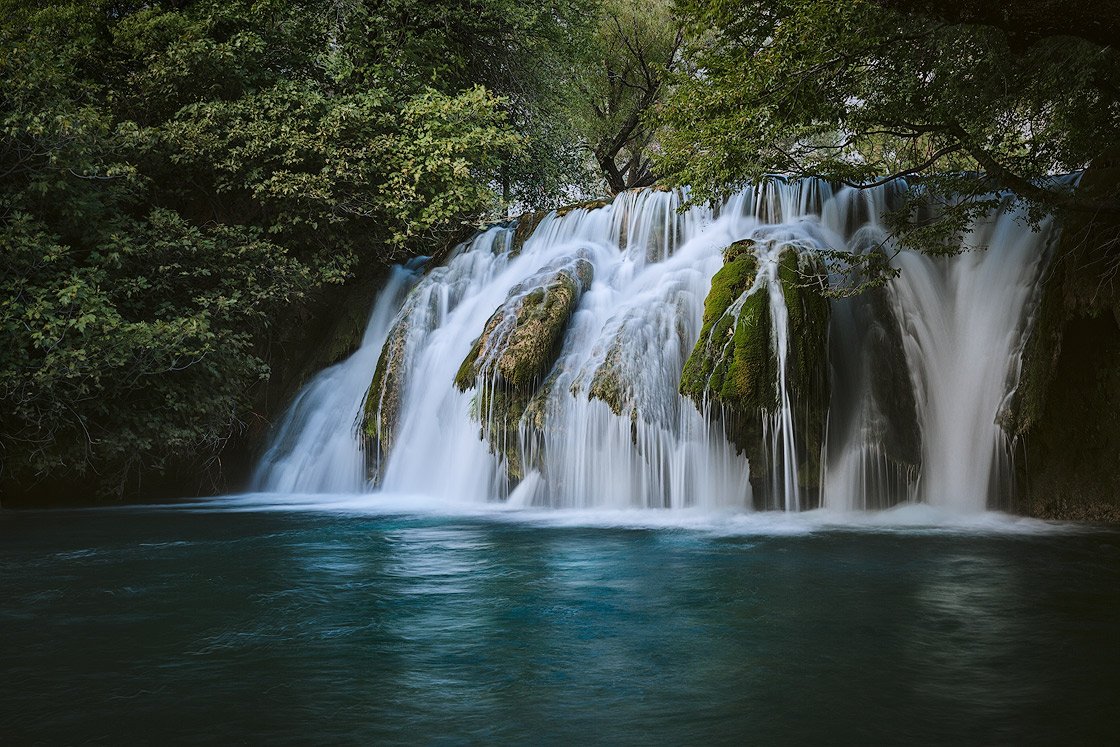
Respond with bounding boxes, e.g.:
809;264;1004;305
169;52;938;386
2;501;1118;744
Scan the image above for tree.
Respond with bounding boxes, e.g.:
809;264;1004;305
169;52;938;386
658;0;1120;252
564;0;684;194
0;0;533;498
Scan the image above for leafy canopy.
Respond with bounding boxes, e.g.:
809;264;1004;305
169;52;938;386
0;0;579;496
659;0;1120;250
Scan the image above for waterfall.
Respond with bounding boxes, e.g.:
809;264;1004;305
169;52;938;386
251;265;419;493
253;181;1056;512
889;211;1053;510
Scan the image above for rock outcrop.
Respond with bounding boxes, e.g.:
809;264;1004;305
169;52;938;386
1002;154;1120;521
680;240;830;497
454;256;595;481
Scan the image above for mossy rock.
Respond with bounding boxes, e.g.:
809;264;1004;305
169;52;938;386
510;211;548;257
454;256;594;484
361;293;422;463
360;272;445;475
680;241;831;490
680;242;774;469
585;300;690;422
455;257;593;391
1003;153;1120;439
681;242;776;413
587;340;631;417
472;384;533;482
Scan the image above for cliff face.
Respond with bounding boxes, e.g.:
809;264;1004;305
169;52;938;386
1007;155;1120;521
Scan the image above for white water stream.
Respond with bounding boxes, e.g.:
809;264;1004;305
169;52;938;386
254;181;1055;512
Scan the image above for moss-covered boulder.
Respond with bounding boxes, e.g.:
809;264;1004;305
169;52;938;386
456;257;593;391
680;242;774;465
454;256;594;482
680;240;831;492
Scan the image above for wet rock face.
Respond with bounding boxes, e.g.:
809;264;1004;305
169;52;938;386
455;257;594;391
679;240;831;490
1003;153;1120;520
585;298;691;424
361;285;433;471
864;286;922;469
453;256;595;482
510;211;548;257
777;248;831;486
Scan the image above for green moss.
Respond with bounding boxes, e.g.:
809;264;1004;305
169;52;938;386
454;335;485;391
680;244;773;414
680;241;831;491
453;257;594;484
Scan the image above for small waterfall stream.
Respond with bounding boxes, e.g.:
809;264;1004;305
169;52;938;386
253;181;1056;512
251;265;418;493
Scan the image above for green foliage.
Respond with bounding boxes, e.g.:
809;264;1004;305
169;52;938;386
0;0;560;497
660;0;1120;251
561;0;683;193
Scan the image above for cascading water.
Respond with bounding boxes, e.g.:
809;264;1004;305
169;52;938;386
251;265;418;493
253;180;1057;513
889;210;1054;510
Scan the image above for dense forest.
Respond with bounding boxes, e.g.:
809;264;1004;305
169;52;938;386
2;0;1118;504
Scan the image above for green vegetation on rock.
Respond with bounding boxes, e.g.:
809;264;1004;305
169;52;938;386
680;242;774;414
453;257;594;481
680;240;830;488
456;259;594;391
